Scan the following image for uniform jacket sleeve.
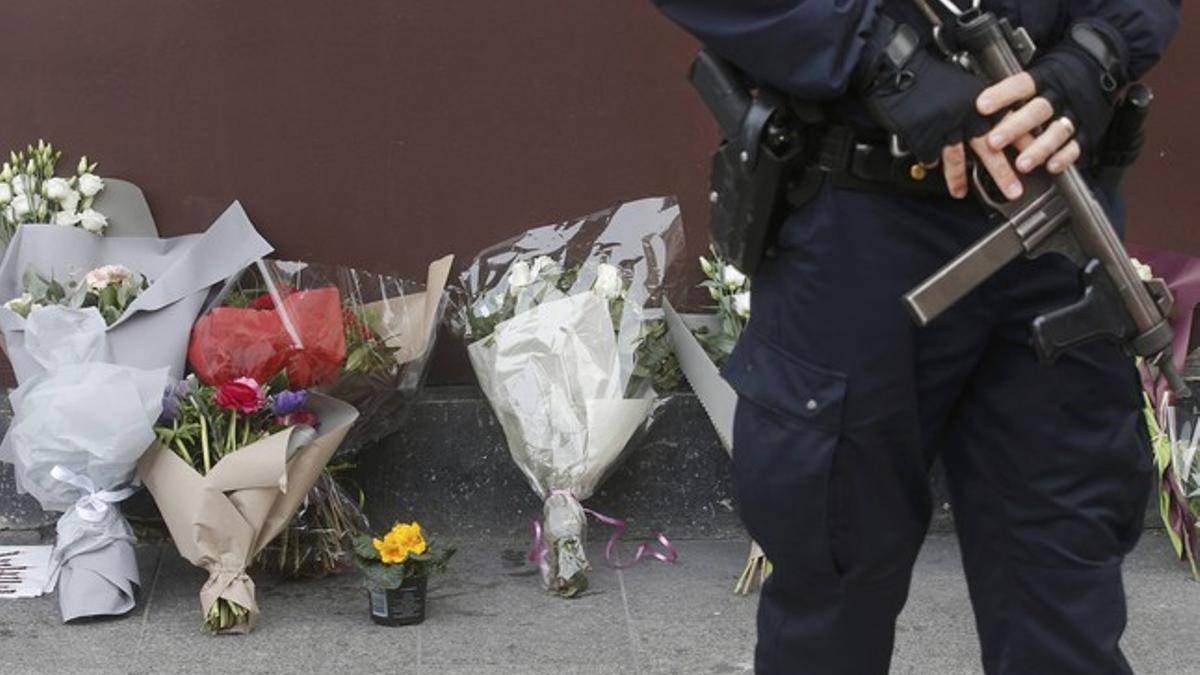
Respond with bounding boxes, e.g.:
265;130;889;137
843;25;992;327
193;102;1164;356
1069;0;1181;78
651;0;885;100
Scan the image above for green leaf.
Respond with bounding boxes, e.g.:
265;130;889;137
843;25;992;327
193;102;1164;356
351;534;381;561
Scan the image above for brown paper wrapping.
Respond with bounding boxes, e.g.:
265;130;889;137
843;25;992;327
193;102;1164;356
137;393;358;633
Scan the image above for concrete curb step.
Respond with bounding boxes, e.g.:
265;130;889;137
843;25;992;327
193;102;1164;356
1;387;1149;538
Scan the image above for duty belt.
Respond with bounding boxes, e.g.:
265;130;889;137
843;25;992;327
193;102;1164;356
802;126;952;201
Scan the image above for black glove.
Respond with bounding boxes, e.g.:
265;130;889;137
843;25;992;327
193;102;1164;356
855;17;992;164
1028;21;1129;157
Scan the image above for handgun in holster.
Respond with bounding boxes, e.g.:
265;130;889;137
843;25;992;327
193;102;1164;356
688;50;821;276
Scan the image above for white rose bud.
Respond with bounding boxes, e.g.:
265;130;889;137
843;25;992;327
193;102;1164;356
54;210;82;226
507;260;534;292
11;194;30;218
0;183;11;206
592;263;625;300
79;208;108;233
44;177;71;202
733;291;751;319
78;173;105;198
723;264;747;290
530;255;559;278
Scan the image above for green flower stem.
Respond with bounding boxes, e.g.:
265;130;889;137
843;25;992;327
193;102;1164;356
200;413;211;475
228;409;238;455
174;438;193;467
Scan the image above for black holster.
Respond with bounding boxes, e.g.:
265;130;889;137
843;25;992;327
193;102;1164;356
689;51;821;276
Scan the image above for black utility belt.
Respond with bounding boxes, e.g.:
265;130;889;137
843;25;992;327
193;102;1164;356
802;126;951;201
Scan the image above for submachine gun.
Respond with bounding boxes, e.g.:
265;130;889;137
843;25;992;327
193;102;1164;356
903;2;1191;401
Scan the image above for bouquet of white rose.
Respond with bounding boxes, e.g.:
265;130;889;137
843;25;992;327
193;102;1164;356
453;197;683;597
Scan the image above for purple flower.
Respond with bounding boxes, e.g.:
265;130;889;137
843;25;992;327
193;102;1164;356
272;389;309;417
160;392;180;421
160;380;188;422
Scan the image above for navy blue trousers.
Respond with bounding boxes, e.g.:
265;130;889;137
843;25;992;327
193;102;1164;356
725;180;1152;674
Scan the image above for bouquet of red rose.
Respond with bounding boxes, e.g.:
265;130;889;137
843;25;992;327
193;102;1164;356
142;291;358;635
141;371;356;634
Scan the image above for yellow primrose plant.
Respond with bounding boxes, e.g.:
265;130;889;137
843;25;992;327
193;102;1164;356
352;522;454;592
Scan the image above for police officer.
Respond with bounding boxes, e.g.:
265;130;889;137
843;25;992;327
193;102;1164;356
652;1;1181;673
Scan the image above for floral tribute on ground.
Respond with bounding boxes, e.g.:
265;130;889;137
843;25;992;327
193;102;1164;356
1129;249;1200;577
353;521;453;626
452;196;684;598
0;201;273;624
140;256;362;632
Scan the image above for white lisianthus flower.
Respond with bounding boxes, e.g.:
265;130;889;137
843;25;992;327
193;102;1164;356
78;173;105;198
592;263;625;300
11;194;30;218
79;208;108;233
723;264;747;290
1130;257;1154;282
0;182;11;206
508;260;534;293
54;210;83;226
733;291;752;319
3;293;35;317
84;264;133;290
10;175;26;195
44;177;71;202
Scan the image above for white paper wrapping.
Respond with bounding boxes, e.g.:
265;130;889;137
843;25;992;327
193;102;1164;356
0;306;168;620
469;292;655;589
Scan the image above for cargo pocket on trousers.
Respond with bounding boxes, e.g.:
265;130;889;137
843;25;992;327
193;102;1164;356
724;331;848;579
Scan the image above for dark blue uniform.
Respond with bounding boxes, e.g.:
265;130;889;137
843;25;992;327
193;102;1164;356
653;1;1181;673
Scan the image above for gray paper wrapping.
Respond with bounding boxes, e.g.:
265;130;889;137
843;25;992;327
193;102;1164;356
663;300;770;593
0;201;273;383
662;300;736;452
0;307;168;621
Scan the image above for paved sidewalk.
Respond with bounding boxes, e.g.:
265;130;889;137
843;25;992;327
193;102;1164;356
0;532;1195;674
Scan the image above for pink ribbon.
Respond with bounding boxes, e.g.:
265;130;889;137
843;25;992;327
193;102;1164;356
527;490;678;577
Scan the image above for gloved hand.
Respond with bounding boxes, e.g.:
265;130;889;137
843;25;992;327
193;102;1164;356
978;20;1129;176
1027;21;1128;157
856;18;992;165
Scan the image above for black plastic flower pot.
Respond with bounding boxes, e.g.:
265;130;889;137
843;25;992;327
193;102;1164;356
368;575;427;626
